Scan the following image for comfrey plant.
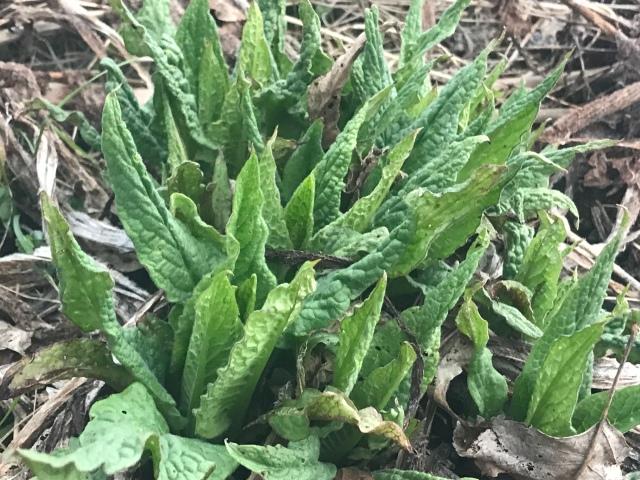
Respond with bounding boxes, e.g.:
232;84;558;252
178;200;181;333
12;0;639;478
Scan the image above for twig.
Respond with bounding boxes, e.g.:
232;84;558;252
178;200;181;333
541;80;640;144
574;314;639;479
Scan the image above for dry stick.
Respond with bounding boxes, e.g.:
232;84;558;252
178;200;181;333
542;0;640;144
574;315;639;479
541;80;640;144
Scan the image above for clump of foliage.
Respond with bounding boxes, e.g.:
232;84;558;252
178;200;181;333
12;0;640;478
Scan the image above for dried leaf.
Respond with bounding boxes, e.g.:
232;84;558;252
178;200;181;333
453;418;629;480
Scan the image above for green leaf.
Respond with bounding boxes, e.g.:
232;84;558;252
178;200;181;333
351;7;393;109
195;263;316;439
289;204;411;337
156;67;190;171
167;161;205;205
334;274;387;395
7;338;133;395
32;98;100;151
456;297;508;417
277;0;330;101
19;383;168;475
154;434;238;480
285;173;315;249
227;152;277;306
271;389;411;450
573;385;640;434
239;2;276;86
402;227;489;387
382;165;506;275
101;93;227;302
226;436;336;480
258;0;286;57
329;130;418;233
515;213;566;324
207;155;233;232
312;87;391;229
511;217;627;421
175;0;228;121
403;47;487;174
20;384;236;480
502;220;534;279
525;322;606;436
459;58;566;180
41;195;182;427
375;469;471;480
198;39;230;125
180;271;242;419
208;69;264;176
281;120;324;202
351;342;416;410
399;0;470;68
259;135;293;249
101;58;166;166
237;274;258;322
491;300;543;339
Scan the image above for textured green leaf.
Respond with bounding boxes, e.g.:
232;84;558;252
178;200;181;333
208;69;264;176
399;0;470;68
7;338;132;395
19;383;168;475
41;196;182;427
167;161;205;205
102;94;226;302
456;297;508;417
154;434;237;480
312;87;391;229
226;436;336;480
285;173;315;249
175;0;228;121
329;130;418;233
289;201;413;337
101;58;166;166
334;275;387;395
198;39;230;125
459;59;566;180
403;47;487;174
351;342;416;410
259;135;293;249
525;322;606;436
239;2;276;86
382;165;505;275
511;219;626;421
573;385;640;433
121;315;173;384
284;0;329;96
351;7;393;108
236;274;258;322
271;389;411;450
501;187;578;223
195;263;316;439
20;384;235;480
180;271;242;418
227;152;277;306
375;469;471;480
502;220;534;279
515;214;566;324
206;155;233;232
155;66;190;172
282;120;324;202
402;227;489;387
258;0;286;56
392;134;489;201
